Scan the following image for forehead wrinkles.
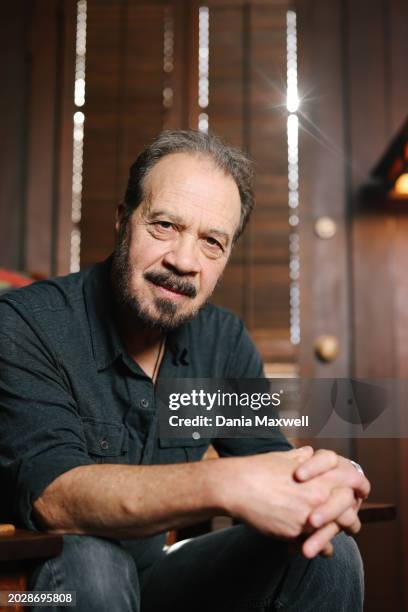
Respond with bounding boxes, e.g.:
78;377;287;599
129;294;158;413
151;187;238;225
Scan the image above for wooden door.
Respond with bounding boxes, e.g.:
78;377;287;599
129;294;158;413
297;0;408;609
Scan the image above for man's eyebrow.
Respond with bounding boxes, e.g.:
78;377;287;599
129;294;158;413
147;209;185;224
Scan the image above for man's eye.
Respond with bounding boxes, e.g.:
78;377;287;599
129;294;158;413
149;221;176;239
205;237;223;251
156;221;173;230
151;221;175;233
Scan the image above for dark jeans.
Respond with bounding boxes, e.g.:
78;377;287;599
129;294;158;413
28;526;364;612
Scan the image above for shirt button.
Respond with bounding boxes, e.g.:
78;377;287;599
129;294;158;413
100;439;109;450
140;398;149;409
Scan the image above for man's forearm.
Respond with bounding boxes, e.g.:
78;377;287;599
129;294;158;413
33;447;369;557
33;460;226;538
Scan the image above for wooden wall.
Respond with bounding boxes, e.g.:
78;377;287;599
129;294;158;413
82;1;166;265
297;0;408;609
207;1;290;341
0;0;76;277
81;0;293;362
0;0;293;360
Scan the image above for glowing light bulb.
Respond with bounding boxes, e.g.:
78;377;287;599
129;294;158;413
393;173;408;196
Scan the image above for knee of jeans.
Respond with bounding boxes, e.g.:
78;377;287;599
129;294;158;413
330;533;364;591
52;535;139;611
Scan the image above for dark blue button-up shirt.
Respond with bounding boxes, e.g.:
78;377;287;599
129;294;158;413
0;257;290;534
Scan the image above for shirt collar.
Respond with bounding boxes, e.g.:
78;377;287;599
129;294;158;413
84;256;189;372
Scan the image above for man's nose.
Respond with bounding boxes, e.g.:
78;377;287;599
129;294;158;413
162;233;201;275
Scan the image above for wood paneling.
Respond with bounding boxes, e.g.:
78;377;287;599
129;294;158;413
298;0;408;608
209;5;245;149
209;3;246;318
81;1;126;265
346;1;403;609
388;0;408;134
394;219;408;609
25;0;60;277
297;0;350;380
0;3;29;270
249;3;289;332
56;1;77;276
82;1;167;268
0;0;76;277
81;0;292;360
25;0;76;277
209;0;290;338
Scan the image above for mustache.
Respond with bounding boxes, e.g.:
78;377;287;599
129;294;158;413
144;271;197;298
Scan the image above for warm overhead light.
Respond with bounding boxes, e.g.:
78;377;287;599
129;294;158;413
392;173;408;197
369;117;408;203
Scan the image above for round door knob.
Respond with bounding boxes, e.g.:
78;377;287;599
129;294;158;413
314;335;339;362
314;216;337;239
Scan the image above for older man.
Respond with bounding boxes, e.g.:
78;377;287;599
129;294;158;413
0;130;368;611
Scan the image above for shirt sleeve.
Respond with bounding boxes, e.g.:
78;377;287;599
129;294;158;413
0;298;95;530
212;316;292;457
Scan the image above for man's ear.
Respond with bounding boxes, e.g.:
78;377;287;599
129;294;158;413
115;204;125;233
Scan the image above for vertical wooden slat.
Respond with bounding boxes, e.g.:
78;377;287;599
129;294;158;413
24;0;76;277
347;0;397;550
55;0;76;275
81;0;125;266
249;2;289;337
120;3;165;188
208;3;246;318
161;0;199;131
209;5;245;149
25;0;60;277
209;0;291;348
297;0;350;379
347;0;388;181
393;218;408;610
0;1;29;270
296;0;351;461
346;0;402;608
388;2;408;607
186;1;200;130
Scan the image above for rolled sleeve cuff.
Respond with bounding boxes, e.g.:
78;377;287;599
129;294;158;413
16;450;95;531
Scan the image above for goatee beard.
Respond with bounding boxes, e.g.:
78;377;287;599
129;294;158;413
111;225;202;333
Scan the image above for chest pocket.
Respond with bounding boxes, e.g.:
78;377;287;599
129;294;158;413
158;437;209;464
82;418;130;464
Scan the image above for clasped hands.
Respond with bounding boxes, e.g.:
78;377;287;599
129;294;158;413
291;446;370;558
230;445;370;560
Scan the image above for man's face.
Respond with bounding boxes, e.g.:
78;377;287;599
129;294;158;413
112;152;242;332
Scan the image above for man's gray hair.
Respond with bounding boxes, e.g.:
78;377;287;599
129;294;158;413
122;129;254;242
